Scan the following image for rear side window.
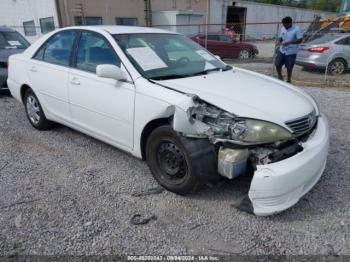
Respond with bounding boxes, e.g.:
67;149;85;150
336;37;350;46
34;31;76;66
219;35;232;42
75;31;121;73
307;34;341;45
0;31;30;49
199;35;220;41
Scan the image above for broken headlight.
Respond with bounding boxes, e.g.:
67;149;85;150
232;119;292;143
191;103;292;144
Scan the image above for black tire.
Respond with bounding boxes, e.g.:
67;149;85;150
328;58;347;75
145;126;218;195
239;49;251;60
24;89;54;130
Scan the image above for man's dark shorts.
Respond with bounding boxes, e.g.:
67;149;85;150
275;50;297;71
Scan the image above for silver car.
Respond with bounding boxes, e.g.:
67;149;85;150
296;33;350;75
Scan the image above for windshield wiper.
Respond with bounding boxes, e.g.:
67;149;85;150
149;66;232;81
223;65;233;71
149;74;190;80
183;67;223;78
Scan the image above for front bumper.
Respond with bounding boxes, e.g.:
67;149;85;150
248;115;329;216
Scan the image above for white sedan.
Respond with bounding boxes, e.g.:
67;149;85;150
7;26;329;216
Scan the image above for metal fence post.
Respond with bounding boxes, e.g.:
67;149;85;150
272;22;280;78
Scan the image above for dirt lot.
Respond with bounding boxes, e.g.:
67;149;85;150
0;78;349;256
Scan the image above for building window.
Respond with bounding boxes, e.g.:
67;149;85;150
116;18;138;26
23;20;36;36
40;17;55;34
74;16;103;26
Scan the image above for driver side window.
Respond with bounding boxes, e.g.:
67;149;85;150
75;31;121;73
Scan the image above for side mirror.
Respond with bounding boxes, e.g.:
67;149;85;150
96;64;127;81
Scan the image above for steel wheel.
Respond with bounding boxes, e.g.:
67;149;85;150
239;49;250;60
329;59;346;75
156;141;187;185
26;95;41;125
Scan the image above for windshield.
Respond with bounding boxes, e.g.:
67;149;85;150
0;31;30;49
307;34;341;45
113;33;230;80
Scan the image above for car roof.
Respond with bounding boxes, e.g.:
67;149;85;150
62;25;178;35
0;26;15;32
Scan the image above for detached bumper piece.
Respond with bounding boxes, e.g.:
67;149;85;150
248;115;329;216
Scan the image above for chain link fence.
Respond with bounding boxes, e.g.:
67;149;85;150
3;21;350;88
153;21;350;88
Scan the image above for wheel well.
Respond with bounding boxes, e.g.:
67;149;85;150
140;118;171;160
20;84;31;103
331;57;348;67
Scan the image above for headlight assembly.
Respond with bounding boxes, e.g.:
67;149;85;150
190;102;292;144
231;119;292;143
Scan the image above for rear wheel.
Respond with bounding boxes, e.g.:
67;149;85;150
24;89;54;130
239;49;251;60
328;59;346;75
145;126;218;195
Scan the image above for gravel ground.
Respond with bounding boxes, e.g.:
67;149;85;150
0;85;349;256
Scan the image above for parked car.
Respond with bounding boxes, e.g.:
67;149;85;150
297;33;350;75
0;26;30;91
191;33;258;59
7;26;328;216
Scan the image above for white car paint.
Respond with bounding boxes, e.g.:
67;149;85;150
7;26;329;216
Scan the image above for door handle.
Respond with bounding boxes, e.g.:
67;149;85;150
30;66;37;72
70;78;80;85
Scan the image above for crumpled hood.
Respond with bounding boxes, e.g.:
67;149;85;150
155;67;316;125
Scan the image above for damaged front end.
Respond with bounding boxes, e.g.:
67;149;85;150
171;95;324;216
172;96;307;178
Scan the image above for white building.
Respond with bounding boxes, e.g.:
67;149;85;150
0;0;60;42
209;0;337;40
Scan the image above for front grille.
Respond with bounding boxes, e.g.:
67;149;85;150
285;110;317;135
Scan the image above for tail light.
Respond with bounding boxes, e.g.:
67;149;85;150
307;47;330;53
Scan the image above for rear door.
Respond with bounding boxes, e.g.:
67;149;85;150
68;30;135;149
28;30;77;121
198;34;223;56
218;34;238;58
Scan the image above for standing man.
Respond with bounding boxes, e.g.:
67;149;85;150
275;16;303;83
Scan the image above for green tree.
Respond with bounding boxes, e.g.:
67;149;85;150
245;0;341;12
307;0;342;12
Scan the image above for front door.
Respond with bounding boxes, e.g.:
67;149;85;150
68;31;135;149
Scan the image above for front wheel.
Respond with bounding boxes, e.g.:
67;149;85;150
24;89;54;130
145;126;218;195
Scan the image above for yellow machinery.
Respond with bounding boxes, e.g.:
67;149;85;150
304;0;350;42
